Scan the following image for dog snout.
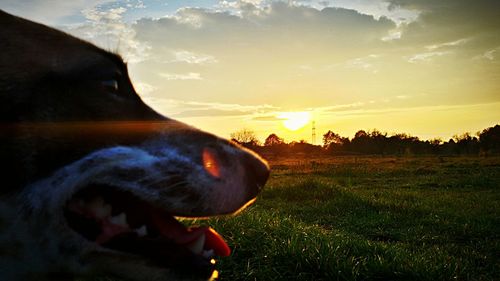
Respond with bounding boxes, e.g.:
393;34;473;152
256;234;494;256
243;151;270;198
201;141;269;207
202;145;269;189
202;147;222;178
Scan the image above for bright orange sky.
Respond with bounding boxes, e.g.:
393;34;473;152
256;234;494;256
3;0;499;143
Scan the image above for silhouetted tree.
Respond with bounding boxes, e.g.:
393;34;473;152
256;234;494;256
354;130;368;139
323;130;349;153
369;129;388;154
429;138;442;154
289;140;322;154
230;129;260;148
349;129;374;154
323;130;343;146
441;138;459;155
232;124;500;156
262;133;288;155
264;133;285;146
391;133;421;154
479;125;500;154
453;133;480;154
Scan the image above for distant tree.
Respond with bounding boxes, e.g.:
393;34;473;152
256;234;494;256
453;132;480;154
229;124;499;156
354;130;368;139
387;133;422;154
429;138;443;154
479;125;500;154
369;129;388;154
230;129;258;143
322;130;349;153
441;138;458;155
230;129;260;147
264;133;285;146
349;129;372;154
289;140;322;154
429;138;442;146
323;130;342;147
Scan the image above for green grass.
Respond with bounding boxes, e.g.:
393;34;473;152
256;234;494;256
205;156;500;281
91;156;500;280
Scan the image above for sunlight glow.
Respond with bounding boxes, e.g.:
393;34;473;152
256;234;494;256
278;112;311;131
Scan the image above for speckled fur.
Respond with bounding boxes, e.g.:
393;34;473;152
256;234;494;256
1;141;262;280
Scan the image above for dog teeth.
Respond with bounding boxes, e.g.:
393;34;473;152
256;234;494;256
109;213;128;227
94;204;112;219
87;197;112;219
135;225;147;237
202;249;214;258
186;233;205;254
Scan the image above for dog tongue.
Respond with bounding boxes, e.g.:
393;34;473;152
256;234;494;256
204;227;231;257
151;212;230;257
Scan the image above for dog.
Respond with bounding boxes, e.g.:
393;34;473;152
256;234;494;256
0;9;269;281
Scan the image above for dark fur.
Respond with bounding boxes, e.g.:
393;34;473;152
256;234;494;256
0;10;268;281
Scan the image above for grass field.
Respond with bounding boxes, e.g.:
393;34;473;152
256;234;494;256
201;155;500;281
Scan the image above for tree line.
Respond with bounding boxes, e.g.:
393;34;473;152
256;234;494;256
230;124;500;156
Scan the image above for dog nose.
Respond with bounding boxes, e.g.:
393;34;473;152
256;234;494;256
244;152;270;194
202;146;269;200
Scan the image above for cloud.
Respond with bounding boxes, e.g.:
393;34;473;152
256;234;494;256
321;102;500;118
252;115;281;121
162;99;277;117
167;99;275;110
407;51;451;63
473;47;500;61
0;0;113;25
127;0;146;9
63;5;151;63
316;102;366;112
324;0;419;25
172;100;277;111
254;100;500;122
173;109;250;118
386;0;500;48
82;6;127;21
219;0;265;8
344;54;380;73
159;72;204;80
481;49;498;60
133;3;396;50
425;38;470;51
482;49;497;60
129;2;396;104
381;29;401;41
169;50;218;65
134;82;157;98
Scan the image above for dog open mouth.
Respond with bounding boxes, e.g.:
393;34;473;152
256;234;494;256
64;184;230;277
13;140;268;280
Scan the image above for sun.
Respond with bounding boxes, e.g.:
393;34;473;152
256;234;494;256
278;112;311;131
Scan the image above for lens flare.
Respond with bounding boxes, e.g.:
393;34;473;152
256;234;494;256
203;148;221;178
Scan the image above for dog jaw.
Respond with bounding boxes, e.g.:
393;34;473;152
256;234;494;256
3;128;267;280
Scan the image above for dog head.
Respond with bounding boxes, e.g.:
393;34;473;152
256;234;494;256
0;10;269;281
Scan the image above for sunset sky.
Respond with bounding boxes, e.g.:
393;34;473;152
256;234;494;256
2;0;499;143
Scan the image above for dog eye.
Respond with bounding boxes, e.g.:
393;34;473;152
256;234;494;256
101;79;119;93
